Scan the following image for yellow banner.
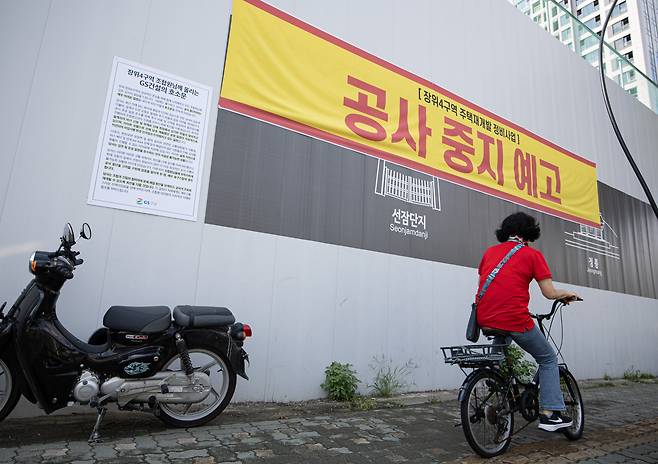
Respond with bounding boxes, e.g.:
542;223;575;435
220;0;600;226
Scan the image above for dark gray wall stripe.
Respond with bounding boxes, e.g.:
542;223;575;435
206;110;658;300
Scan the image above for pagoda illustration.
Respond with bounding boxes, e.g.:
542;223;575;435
564;214;620;260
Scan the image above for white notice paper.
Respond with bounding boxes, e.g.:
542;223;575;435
88;57;212;221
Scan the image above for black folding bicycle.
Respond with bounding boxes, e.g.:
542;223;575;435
442;299;584;458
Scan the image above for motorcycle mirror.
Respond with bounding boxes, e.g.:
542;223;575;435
80;223;92;240
62;223;75;247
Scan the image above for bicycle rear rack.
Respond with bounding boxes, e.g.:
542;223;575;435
441;344;507;368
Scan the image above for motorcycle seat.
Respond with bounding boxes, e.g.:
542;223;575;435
103;306;171;334
173;305;235;328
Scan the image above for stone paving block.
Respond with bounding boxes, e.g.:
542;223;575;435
281;438;305;446
254;449;275;458
42;447;68;457
169;449;210;459
13;457;43;464
115;442;137;450
594;453;629;463
92;444;117;460
328;447;352;454
134;436;159;448
0;449;16;462
293;431;320;438
144;454;170;464
236;450;254;460
193;458;216;464
67;441;92;452
240;437;264;446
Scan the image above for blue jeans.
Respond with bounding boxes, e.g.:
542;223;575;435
493;324;565;411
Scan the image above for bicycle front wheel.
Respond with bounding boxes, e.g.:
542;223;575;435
559;368;584;440
460;369;514;458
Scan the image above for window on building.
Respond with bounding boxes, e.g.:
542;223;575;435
624;50;634;62
614;34;632;50
561;27;572;41
583;50;599;64
577;0;599;18
580;35;599;49
628;87;638;97
559;13;571;28
583;15;601;30
610;58;621;71
553;20;560;31
532;1;541;14
622;69;636;84
610;0;628;19
611;17;630;35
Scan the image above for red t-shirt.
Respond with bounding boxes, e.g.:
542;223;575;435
475;242;552;333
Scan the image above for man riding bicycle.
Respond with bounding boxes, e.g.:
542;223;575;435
475;212;580;432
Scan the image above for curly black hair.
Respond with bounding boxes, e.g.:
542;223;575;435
495;212;541;242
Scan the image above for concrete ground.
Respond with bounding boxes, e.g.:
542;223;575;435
0;379;657;463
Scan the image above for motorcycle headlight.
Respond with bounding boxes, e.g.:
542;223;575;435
29;251;50;275
29;252;37;274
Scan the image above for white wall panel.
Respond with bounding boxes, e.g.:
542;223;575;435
0;0;51;220
0;0;152;337
195;225;278;402
0;0;656;405
332;246;390;390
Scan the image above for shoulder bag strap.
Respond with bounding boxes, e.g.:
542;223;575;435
476;243;524;304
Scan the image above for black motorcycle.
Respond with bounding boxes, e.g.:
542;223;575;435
0;223;251;442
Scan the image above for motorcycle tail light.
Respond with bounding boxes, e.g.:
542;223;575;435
243;324;252;337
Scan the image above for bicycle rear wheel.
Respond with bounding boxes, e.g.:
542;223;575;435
559;368;584;440
460;369;514;458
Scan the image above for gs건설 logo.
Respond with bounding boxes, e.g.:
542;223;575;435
136;197;157;207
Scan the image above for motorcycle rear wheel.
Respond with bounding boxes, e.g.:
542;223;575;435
0;355;21;422
157;345;236;428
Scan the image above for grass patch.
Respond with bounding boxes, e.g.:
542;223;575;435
350;395;376;411
368;356;417;398
623;367;655;383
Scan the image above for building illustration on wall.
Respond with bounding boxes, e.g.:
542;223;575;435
374;160;441;211
564;214;620;260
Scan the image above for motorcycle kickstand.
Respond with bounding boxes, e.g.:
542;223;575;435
88;406;108;444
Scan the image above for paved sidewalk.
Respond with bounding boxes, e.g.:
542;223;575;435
0;380;657;463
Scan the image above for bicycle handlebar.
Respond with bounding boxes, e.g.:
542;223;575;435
531;297;583;321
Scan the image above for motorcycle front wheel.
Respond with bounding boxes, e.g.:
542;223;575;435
0;355;21;422
157;345;236;428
